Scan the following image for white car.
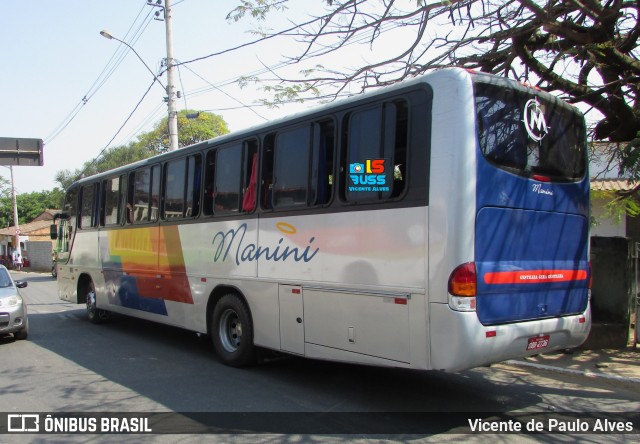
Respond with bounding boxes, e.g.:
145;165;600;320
0;265;28;340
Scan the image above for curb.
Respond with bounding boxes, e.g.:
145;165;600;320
504;359;640;384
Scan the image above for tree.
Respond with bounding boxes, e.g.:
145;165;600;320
138;110;230;151
0;176;10;197
227;1;639;171
56;110;229;189
0;177;12;227
54;142;155;189
0;189;65;227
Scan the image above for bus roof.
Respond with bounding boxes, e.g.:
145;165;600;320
68;67;575;188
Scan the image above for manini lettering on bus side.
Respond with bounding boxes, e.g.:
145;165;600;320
212;222;319;265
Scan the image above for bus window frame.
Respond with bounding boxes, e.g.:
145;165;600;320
272;123;313;209
101;174;126;227
340;96;411;205
79;182;99;230
127;164;161;225
203;138;259;218
161;153;203;221
260;117;337;212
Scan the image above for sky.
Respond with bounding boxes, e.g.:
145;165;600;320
0;0;344;195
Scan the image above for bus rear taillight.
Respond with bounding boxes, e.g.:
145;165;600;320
532;174;551;182
448;262;477;311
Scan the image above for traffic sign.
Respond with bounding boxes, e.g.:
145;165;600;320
0;137;44;166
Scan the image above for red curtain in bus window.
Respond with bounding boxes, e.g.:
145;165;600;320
242;153;258;212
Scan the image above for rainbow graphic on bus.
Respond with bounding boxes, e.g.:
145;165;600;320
102;226;193;315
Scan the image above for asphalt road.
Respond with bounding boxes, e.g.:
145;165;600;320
1;271;639;443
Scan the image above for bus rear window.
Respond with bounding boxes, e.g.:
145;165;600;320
475;82;586;181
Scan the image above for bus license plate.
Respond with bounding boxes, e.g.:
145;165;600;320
526;335;550;351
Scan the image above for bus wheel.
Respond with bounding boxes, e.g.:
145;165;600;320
85;282;110;324
211;294;256;367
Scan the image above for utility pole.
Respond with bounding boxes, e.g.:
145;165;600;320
164;0;179;151
147;0;179;151
9;166;21;258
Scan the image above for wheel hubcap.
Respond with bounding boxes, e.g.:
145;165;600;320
219;308;242;352
86;290;96;314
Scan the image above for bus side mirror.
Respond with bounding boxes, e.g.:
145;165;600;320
50;224;58;240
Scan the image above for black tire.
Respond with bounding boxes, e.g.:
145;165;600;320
85;281;110;324
211;294;256;367
51;264;57;278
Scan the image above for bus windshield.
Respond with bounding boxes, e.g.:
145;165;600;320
475;82;587;181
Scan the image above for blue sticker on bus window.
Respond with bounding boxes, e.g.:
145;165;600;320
348;159;390;192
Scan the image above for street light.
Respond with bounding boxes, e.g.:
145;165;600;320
100;25;179;151
99;30;165;89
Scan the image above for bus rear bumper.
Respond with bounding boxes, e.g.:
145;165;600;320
429;301;591;373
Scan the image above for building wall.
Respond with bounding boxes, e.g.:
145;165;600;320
591;197;626;237
25;241;53;272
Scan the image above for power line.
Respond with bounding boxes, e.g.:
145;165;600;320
180;63;267;121
173;18;405;108
76;79;157;181
58;1;406;176
44;1;155;145
116;102;166;147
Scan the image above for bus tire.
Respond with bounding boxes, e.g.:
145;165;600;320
211;293;256;367
85;281;110;324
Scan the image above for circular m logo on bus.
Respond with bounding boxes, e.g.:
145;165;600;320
523;98;549;142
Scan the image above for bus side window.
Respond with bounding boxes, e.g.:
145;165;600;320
64;186;78;233
126;171;135;224
390;100;408;199
272;126;311;208
103;175;125;226
203;149;216;216
214;144;243;214
241;140;258;213
133;169;149;223
164;158;185;219
129;167;157;223
186;154;202;217
79;183;98;229
118;174;127;224
310;119;335;206
261;135;275;210
150;165;160;221
163;155;202;220
203;142;255;216
343;99;409;203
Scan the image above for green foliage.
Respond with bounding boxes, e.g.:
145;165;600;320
226;0;288;22
0;177;10;199
0;188;65;228
591;189;640;229
260;83;321;107
617;135;640;180
54;110;229;189
132;109;229;155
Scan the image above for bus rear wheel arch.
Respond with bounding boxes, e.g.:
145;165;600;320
210;293;257;367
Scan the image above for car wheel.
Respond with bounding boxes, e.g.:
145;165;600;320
211;294;256;367
86;281;110;324
13;318;28;340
